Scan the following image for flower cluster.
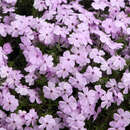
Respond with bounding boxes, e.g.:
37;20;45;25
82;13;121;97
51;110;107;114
0;0;130;129
108;108;130;130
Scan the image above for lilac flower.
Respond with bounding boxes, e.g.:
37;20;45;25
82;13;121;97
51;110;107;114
69;72;87;90
39;22;55;45
3;43;13;55
0;47;8;66
4;69;23;88
39;115;56;130
0;110;7;128
2;92;19;112
0;66;10;78
100;60;112;75
107;56;126;71
68;32;82;47
66;113;85;130
108;108;130;130
33;0;46;11
28;89;41;104
106;79;119;92
25;73;37;86
0;128;6;130
101;91;114;109
56;63;73;79
15;85;29;96
40;54;53;74
118;72;130;94
71;46;90;66
43;82;60;100
110;0;125;8
18;110;27;125
94;85;105;98
102;18;118;34
25;109;38;126
58;82;72;97
109;6;120;18
0;0;129;129
6;113;23;130
58;96;77;114
78;87;98;105
0;24;7;37
93;106;101;121
84;66;102;83
89;48;105;63
4;0;17;5
127;28;130;35
113;90;124;105
60;51;76;67
92;0;108;10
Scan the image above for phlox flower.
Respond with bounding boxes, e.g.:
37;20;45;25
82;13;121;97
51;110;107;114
25;109;38;126
66;113;85;130
84;66;102;83
39;115;56;130
69;72;87;90
89;48;105;63
110;0;125;8
58;96;77;114
3;42;13;55
6;113;23;130
43;81;60;100
28;89;41;104
101;91;114;109
2;92;19;112
57;82;72;97
107;56;126;71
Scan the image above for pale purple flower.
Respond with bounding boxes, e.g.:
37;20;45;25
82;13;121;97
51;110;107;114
69;72;87;90
25;109;38;126
60;51;76;67
101;91;114;109
102;18;118;34
40;54;53;74
39;22;55;45
28;89;41;104
0;24;7;37
113;90;124;105
71;46;90;66
0;110;6;128
78;87;98;105
110;0;125;8
95;85;106;98
66;113;85;130
33;0;46;11
106;79;119;92
3;43;13;55
39;115;56;130
84;66;102;83
92;0;108;10
118;72;130;94
6;113;23;130
43;82;60;100
58;82;72;97
58;96;77;114
107;56;126;71
2;92;19;112
108;108;130;130
56;63;73;79
25;73;37;86
89;48;105;63
4;0;17;5
100;60;112;75
15;85;29;96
